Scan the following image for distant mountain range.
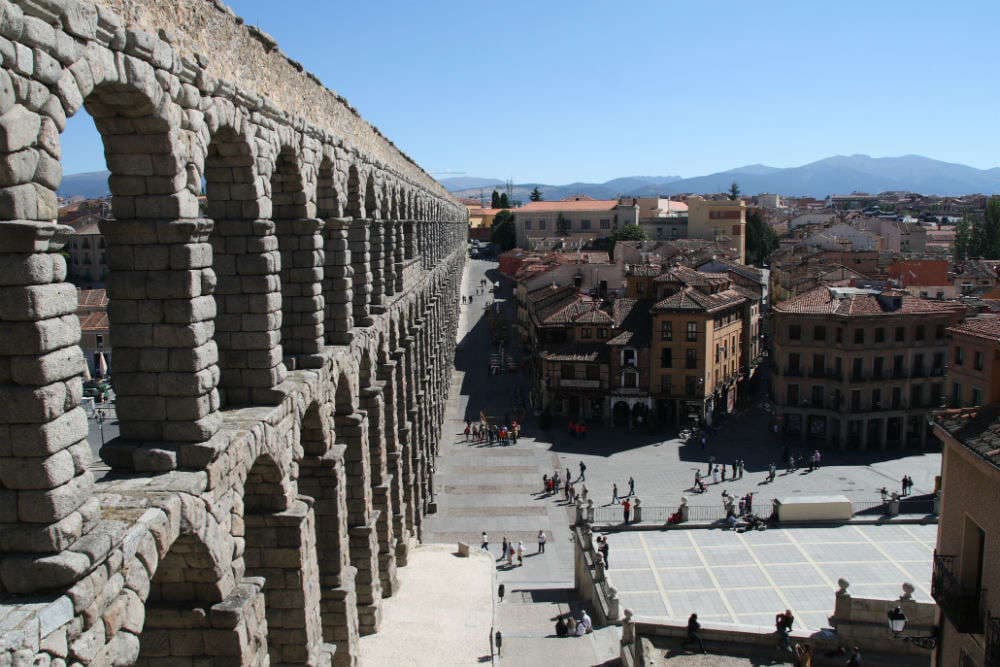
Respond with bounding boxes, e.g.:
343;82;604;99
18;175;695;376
57;155;1000;202
445;155;1000;201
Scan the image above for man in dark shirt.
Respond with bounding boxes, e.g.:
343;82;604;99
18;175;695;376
683;613;706;653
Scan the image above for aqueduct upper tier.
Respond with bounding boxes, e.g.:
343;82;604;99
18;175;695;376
0;0;467;665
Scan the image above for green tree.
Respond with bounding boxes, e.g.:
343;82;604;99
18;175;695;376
954;216;972;261
728;182;741;201
498;192;510;209
530;187;543;202
970;197;1000;258
745;209;779;265
556;213;571;236
490;209;516;251
491;189;501;208
613;223;647;242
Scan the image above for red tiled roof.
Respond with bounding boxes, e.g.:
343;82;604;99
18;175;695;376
512;199;619;213
775;286;965;317
887;260;950;287
948;316;1000;343
78;311;108;331
78;289;108;309
651;287;746;313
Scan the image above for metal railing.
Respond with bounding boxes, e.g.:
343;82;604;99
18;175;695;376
592;503;775;525
932;553;986;634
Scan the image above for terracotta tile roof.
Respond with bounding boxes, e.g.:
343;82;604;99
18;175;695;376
775;286;965;317
625;264;662;277
651;288;746;313
77;289;108;309
526;283;576;305
574;307;614;324
512;199;619;213
540;343;608;363
78;311;108;331
887;260;950;287
607;299;653;346
936;406;1000;469
653;265;730;288
948;316;1000;343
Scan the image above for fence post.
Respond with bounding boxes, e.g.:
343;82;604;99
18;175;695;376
586;499;595;523
679;497;689;523
889;493;900;516
633;497;642;523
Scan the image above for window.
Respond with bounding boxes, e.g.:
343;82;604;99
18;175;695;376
955;346;964;366
661;321;673;341
580;219;591;230
952;382;962;407
561;364;575;380
598;328;607;338
715;344;721;364
850;390;861;411
875;327;885;343
975;351;984;371
685;376;700;397
813;325;826;342
914;353;924;375
600;219;611;230
660;376;672;394
580;328;591;339
871;388;881;410
811;385;824;406
788;352;801;372
731;224;741;235
789;324;801;340
935;324;945;339
851;357;863;380
891;386;902;409
873;356;884;377
623;349;637;366
539;220;547;230
854;329;864;344
660;348;673;368
685;349;697;369
812;354;825;374
586;364;600;381
836;328;843;344
787;384;799;406
895;326;905;342
525;220;533;230
933;352;945;371
911;384;923;408
621;371;638;388
686;322;697;342
972;387;984;406
893;354;904;376
915;325;925;341
95;334;104;347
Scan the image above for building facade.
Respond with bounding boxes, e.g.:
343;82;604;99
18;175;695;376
947;317;1000;408
513;198;639;248
773;286;964;448
686;196;746;263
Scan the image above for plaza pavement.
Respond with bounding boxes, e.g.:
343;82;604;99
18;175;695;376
602;523;936;633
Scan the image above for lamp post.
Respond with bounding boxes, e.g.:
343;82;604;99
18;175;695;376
886;606;937;650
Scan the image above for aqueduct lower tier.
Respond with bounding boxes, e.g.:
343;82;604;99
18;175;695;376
0;0;468;664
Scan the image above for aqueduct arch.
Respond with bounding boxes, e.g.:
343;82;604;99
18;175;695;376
0;0;466;665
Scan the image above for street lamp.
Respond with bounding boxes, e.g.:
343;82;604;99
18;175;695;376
886;606;937;650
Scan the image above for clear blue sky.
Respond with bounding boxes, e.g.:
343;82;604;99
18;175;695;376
61;0;1000;184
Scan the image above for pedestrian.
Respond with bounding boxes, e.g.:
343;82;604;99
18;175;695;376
745;492;754;515
612;483;618;504
739;458;745;479
599;538;609;568
707;455;715;475
542;474;549;495
497;583;505;604
700;434;706;450
768;462;776;483
507;543;513;566
901;475;907;496
721;464;727;481
579;460;587;481
628;476;635;496
538;530;546;553
566;467;571;484
814;450;821;470
464;421;470;442
684;613;707;653
564;479;570;501
481;531;488;551
581;485;589;502
622;498;631;523
517;541;524;566
500;536;508;561
494;630;503;658
711;466;719;485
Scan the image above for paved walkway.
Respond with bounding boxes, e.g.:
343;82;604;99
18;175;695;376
357;545;495;666
603;523;937;632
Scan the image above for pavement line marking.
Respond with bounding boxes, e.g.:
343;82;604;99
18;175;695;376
637;533;675;619
734;531;802;626
685;531;740;621
850;525;931;599
781;528;838;590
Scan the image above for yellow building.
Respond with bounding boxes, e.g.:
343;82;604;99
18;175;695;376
686;196;746;263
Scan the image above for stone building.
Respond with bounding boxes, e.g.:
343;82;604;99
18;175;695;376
946;316;1000;407
0;1;466;666
931;407;1000;666
773;286;964;448
685;196;746;263
513;197;639;248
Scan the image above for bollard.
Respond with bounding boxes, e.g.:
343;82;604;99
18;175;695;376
679;497;689;523
633;497;642;523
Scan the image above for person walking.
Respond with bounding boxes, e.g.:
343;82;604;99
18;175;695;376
497;583;505;604
566;467;571;485
542;474;549;495
768;462;777;483
711;466;719;485
500;536;508;561
628;476;635;497
599;538;609;568
494;630;503;658
622;498;632;524
481;531;489;551
739;458;745;479
537;530;546;553
464;422;470;442
506;543;514;566
612;483;619;504
707;455;715;475
517;541;525;566
579;460;587;481
684;613;707;653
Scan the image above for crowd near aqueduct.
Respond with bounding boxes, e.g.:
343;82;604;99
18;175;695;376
0;0;467;664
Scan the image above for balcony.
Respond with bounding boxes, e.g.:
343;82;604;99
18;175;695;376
932;553;986;634
559;379;601;389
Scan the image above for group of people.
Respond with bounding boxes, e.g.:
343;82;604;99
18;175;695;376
554;609;593;637
542;467;586;504
595;535;610;568
465;418;519;445
493;535;526;566
693;461;744;493
900;475;915;496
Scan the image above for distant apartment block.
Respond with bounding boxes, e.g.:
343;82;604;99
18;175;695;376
685;196;746;263
513;197;638;248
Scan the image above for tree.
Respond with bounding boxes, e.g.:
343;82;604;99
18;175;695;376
970;197;1000;259
498;192;510;209
530;187;543;202
556;213;571;236
490;209;516;251
491;189;501;208
612;224;647;242
954;216;972;261
745;209;779;265
728;182;741;201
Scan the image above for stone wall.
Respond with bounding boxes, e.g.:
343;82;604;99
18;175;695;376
0;0;467;665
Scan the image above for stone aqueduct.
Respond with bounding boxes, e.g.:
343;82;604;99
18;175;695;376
0;0;468;665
